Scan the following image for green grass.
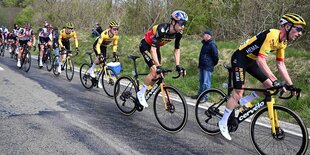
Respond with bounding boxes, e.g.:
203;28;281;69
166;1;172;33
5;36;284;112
61;32;310;126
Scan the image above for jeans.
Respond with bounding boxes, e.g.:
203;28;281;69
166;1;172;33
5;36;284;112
54;47;60;65
197;68;212;100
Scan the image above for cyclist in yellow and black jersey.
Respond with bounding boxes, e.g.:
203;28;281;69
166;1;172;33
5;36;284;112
57;22;79;73
219;13;306;141
136;10;188;108
87;21;119;80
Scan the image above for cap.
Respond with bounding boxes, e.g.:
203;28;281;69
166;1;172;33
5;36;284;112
203;30;213;36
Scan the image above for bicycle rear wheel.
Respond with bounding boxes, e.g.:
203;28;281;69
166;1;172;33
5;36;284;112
114;76;137;115
195;88;227;135
46;50;53;71
79;63;93;89
1;45;5;56
153;85;188;133
102;68;118;97
65;57;74;81
251;105;309;155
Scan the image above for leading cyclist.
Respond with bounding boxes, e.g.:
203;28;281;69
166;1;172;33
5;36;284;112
218;13;306;140
136;10;188;107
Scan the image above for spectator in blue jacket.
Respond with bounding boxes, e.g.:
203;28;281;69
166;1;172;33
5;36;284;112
191;30;219;101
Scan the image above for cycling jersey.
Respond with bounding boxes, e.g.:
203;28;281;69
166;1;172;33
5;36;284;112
58;29;78;48
231;29;287;89
18;28;34;41
144;23;182;48
93;28;118;54
237;29;287;61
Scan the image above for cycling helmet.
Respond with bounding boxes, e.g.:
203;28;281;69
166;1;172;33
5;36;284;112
109;21;119;27
171;10;188;21
280;13;306;26
65;22;74;29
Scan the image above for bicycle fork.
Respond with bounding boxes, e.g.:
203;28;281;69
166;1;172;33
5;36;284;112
160;83;174;112
266;95;280;136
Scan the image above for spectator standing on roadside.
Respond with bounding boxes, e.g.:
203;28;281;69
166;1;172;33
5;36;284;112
191;30;219;102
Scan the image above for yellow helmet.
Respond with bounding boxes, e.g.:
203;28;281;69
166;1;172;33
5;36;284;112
65;22;74;29
109;21;119;27
280;13;306;26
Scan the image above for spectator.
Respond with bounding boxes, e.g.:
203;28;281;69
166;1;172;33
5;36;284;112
92;23;103;37
191;30;219;101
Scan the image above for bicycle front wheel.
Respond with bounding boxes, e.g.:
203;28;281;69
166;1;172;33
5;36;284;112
65;57;74;81
153;86;188;133
79;63;93;89
46;50;53;71
102;68;118;97
251;105;309;155
23;51;31;72
114;76;137;115
195;88;227;135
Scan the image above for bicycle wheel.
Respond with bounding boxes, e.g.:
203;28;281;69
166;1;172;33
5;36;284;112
79;63;93;89
102;68;118;97
114;76;137;115
23;51;31;72
195;88;227;135
65;57;74;81
52;55;60;76
46;49;53;71
251;105;309;155
0;46;4;56
153;85;188;133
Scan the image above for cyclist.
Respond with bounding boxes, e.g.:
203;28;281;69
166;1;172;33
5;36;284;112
87;20;119;88
52;27;60;66
218;13;306;140
136;10;188;107
38;22;53;67
11;24;20;54
58;22;79;73
17;23;36;67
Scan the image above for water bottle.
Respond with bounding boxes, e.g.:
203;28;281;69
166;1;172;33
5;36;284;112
222;82;228;88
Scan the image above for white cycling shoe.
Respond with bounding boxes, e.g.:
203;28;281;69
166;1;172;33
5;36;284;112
98;80;103;89
17;61;21;67
137;91;148;107
58;65;62;73
219;120;232;141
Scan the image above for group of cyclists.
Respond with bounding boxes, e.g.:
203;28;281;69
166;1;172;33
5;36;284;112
0;10;307;142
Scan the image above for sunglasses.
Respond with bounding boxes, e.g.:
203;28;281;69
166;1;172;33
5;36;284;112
292;25;304;32
112;27;119;31
176;20;187;26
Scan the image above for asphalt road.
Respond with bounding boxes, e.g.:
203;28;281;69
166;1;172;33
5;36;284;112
0;53;309;155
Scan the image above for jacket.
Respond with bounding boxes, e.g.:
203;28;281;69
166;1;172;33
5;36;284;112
198;39;219;72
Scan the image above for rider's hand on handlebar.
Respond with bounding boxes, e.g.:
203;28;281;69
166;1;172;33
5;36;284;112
176;65;186;76
287;84;297;96
75;47;79;55
273;80;286;92
156;65;162;74
61;47;65;51
99;53;104;62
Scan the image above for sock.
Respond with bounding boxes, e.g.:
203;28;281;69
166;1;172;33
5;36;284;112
221;108;232;124
90;63;96;71
138;84;148;94
239;91;258;106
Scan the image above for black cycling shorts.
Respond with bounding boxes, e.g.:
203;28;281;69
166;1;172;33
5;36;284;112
231;51;268;89
61;40;70;50
139;39;161;67
39;37;51;45
93;43;107;57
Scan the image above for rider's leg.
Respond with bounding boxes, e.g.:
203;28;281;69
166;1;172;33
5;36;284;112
39;43;44;66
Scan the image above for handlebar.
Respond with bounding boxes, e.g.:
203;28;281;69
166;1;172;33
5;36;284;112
172;68;186;79
278;85;302;100
152;68;185;81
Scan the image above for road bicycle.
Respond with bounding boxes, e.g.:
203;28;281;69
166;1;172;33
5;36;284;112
113;54;188;133
52;49;77;81
0;42;4;57
18;44;31;72
195;65;309;155
79;51;119;97
37;43;53;71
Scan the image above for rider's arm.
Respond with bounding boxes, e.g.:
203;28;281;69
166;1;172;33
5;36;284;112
256;55;277;81
276;49;293;85
174;48;180;66
112;36;118;52
31;32;36;46
58;31;63;48
73;31;78;48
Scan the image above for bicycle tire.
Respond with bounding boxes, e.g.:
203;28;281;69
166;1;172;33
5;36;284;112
250;105;309;155
153;85;188;133
23;51;31;72
195;88;227;135
102;68;118;97
114;76;137;115
46;49;53;71
1;46;5;56
52;55;60;76
79;63;93;89
65;57;74;81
